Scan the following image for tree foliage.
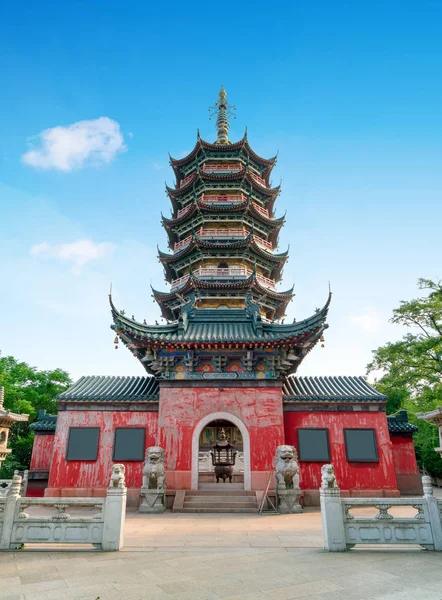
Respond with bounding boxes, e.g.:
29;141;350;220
368;279;442;476
0;353;71;477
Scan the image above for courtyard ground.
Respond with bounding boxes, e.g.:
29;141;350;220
2;503;442;600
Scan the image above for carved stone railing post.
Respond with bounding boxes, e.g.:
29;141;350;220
319;464;347;552
423;475;442;551
0;474;21;550
102;464;127;551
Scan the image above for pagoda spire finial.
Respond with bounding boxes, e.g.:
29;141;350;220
209;85;236;145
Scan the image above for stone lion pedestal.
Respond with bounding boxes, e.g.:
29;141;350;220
139;446;166;514
275;445;303;514
139;487;166;514
277;489;303;514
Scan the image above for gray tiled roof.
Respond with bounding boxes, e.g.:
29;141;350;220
57;376;159;402
111;304;329;344
282;376;387;402
387;411;418;434
29;410;57;432
58;374;386;405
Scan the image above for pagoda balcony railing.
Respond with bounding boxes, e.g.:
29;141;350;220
251;202;270;217
198;227;249;238
176;204;193;218
180;173;195;187
170;267;276;291
250;172;267;187
253;235;273;251
201;163;244;173
174;228;273;252
200;194;246;204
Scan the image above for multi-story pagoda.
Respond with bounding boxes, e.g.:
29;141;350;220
38;88;420;508
110;87;331;381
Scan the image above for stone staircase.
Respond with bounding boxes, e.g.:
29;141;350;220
174;490;259;513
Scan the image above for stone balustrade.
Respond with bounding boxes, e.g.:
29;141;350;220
0;470;28;498
320;469;442;552
0;466;126;551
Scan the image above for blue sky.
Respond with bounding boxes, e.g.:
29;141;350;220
1;1;441;381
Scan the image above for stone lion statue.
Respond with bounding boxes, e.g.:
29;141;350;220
321;464;338;489
109;464;126;488
275;445;300;490
142;446;166;491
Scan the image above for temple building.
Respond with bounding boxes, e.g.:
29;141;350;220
29;88;421;508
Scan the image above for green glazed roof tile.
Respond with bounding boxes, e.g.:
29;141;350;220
282;375;387;402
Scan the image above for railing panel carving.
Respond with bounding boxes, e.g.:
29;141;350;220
321;468;442;552
0;466;126;551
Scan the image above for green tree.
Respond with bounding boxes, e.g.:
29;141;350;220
0;353;71;477
368;278;442;476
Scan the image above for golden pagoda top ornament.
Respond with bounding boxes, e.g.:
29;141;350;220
209;85;236;145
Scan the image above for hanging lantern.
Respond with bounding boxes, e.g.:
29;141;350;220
320;335;325;343
114;335;119;350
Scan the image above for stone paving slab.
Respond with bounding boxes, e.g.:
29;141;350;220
1;546;442;600
1;507;442;599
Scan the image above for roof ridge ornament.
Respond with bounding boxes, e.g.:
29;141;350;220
209;85;236;145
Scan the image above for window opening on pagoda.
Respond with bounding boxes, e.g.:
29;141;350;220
218;262;228;269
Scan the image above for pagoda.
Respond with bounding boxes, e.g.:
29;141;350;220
110;87;331;381
36;88;419;505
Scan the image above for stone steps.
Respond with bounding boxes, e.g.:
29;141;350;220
181;507;259;513
176;490;259;513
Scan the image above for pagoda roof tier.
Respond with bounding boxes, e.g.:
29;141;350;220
161;197;284;234
152;272;294;299
110;293;329;362
150;273;294;321
159;251;286;286
166;170;281;201
169;133;277;174
0;409;29;426
158;233;288;265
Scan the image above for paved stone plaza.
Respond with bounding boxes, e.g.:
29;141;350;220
1;506;442;600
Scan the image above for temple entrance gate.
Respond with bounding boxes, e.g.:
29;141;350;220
198;419;243;488
191;412;251;490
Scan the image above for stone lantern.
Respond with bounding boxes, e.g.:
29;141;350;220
0;387;29;471
210;428;237;483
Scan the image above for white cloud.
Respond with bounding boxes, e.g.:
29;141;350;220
30;239;115;274
350;309;382;333
151;161;163;170
22;117;126;172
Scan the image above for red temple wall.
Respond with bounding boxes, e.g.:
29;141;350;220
159;385;285;490
46;410;159;505
30;434;54;471
284;410;399;504
390;434;422;495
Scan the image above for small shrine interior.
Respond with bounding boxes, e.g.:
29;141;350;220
198;419;244;485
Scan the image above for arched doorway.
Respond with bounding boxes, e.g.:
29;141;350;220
191;412;251;490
